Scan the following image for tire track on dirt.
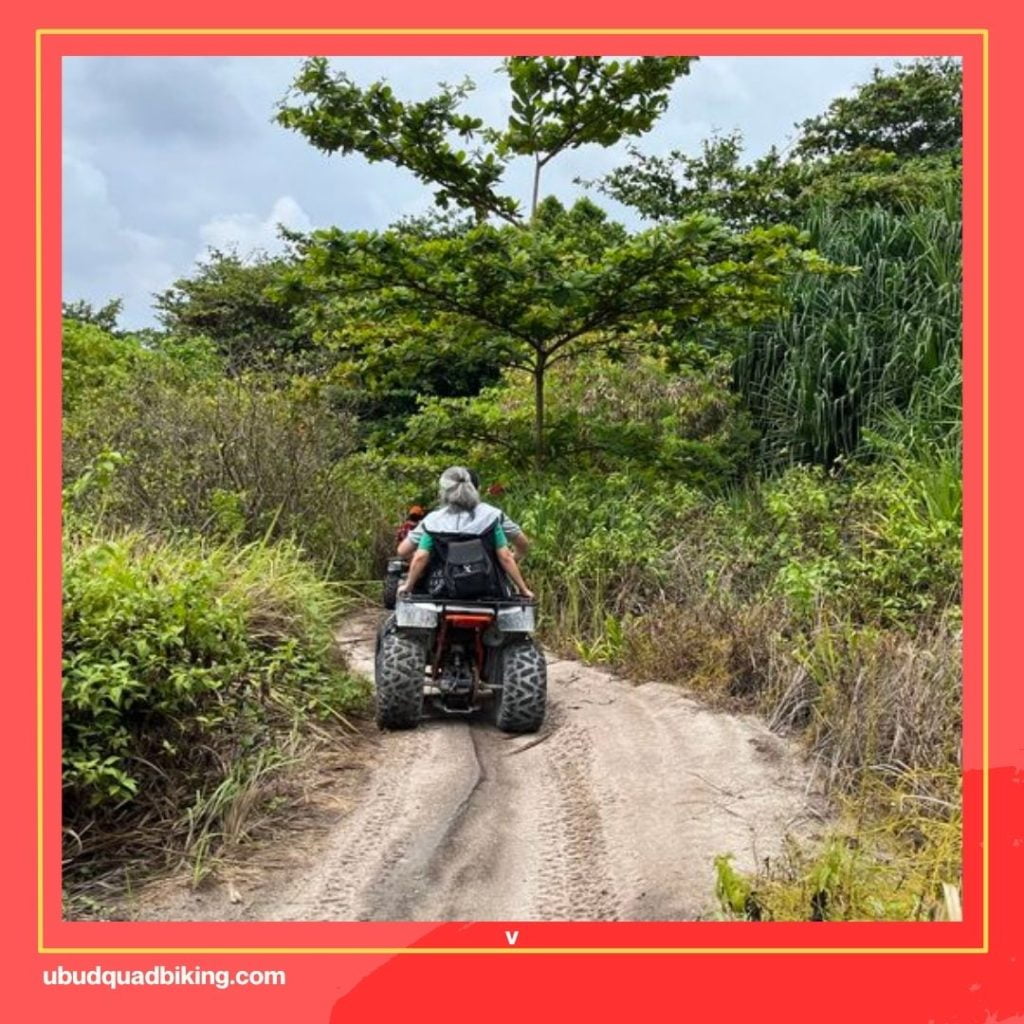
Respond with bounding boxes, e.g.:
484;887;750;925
534;719;620;920
136;610;823;922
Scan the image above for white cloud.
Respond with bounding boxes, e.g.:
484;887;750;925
702;59;751;103
62;149;183;325
197;195;312;257
63;56;907;328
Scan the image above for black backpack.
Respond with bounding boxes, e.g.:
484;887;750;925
425;523;501;599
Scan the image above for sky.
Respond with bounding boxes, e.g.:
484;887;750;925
62;55;907;329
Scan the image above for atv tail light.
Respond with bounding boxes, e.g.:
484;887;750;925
443;613;495;629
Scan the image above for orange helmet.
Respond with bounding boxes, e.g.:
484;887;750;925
408;505;426;520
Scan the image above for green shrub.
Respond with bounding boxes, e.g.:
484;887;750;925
492;472;702;649
62;528;367;875
396;352;757;489
62;320;146;413
64;358;401;578
490;445;961;921
751;456;961;626
62;319;224;413
845;440;961;623
716;815;961;922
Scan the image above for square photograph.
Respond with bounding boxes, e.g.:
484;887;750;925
59;52;964;926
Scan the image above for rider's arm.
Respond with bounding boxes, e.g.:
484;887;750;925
397;548;431;594
510;530;529;562
396;522;424;558
496;545;533;599
499;513;529;562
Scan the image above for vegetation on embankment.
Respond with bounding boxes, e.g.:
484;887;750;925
61;522;372;905
60;330;388;906
503;455;961;920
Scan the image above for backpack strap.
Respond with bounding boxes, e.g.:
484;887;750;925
427;520;498;557
423;522;503;598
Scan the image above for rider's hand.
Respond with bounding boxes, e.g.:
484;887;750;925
396;583;409;598
519;587;535;600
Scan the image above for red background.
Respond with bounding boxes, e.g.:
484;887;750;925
3;2;1020;1021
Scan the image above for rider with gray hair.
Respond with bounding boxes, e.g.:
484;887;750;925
396;465;534;599
397;467;529;561
438;465;480;513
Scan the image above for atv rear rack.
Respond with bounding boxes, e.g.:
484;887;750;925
396;595;536;632
400;594;536;608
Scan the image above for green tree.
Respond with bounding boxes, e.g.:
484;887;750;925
277;55;695;223
399;349;757;489
154;249;312;374
308;312;506;444
795;58;961;160
582;133;802;228
62;297;124;335
278;56;822;464
580;59;963;470
586;60;962;228
497;56;698;218
289;197;823;464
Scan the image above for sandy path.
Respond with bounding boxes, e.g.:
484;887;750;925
138;610;821;922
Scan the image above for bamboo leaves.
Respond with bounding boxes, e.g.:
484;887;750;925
735;198;962;467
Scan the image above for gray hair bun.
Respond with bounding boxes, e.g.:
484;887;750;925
439;465;480;511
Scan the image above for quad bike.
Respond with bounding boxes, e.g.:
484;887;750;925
374;590;547;734
383;558;407;610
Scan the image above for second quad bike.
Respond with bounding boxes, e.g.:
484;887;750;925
383;558;407;610
374;592;547;734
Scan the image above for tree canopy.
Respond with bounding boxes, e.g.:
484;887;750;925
154;249;312;374
288;196;825;461
585;59;962;228
62;297;124;335
277;55;696;222
276;56;824;463
795;57;961;160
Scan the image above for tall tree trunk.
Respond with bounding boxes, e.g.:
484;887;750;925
533;358;546;469
531;156;542;220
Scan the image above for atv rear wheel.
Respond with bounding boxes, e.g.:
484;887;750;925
375;622;425;729
495;639;546;734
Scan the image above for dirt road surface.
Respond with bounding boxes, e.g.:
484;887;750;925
137;610;821;922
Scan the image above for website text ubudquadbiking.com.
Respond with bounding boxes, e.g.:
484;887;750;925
42;965;286;990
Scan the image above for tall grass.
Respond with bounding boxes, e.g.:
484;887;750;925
62;526;370;898
735;192;961;468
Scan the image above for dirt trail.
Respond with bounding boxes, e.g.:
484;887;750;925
138;611;822;922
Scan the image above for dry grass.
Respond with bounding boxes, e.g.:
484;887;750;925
566;585;962;921
63;712;376;920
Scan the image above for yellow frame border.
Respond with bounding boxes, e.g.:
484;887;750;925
37;28;983;954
